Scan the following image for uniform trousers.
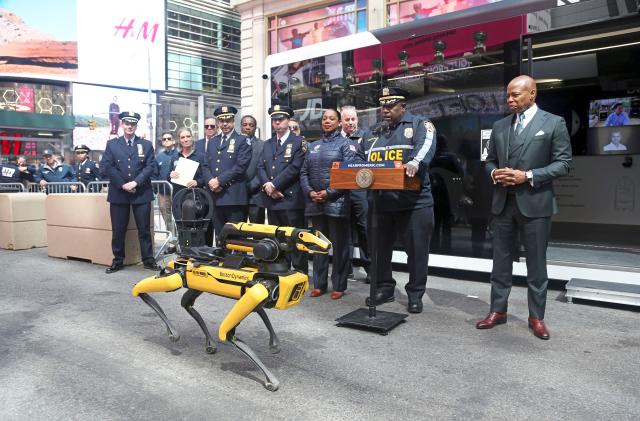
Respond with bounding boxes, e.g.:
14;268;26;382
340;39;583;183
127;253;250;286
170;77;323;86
248;204;266;224
110;202;154;265
349;189;370;273
310;215;350;292
268;209;308;275
489;195;551;319
375;206;434;301
213;205;248;241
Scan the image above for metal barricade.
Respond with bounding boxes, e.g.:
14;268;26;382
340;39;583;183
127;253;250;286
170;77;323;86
27;182;87;194
86;181;111;193
0;183;26;192
151;180;177;259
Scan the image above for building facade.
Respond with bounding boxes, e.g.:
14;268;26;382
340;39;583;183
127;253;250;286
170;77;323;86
230;0;640;282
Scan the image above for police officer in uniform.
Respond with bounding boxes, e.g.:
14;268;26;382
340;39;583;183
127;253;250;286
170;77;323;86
358;87;437;313
242;114;266;224
100;111;159;273
205;106;251;239
341;105;370;282
256;105;308;274
72;144;100;188
0;156;26;191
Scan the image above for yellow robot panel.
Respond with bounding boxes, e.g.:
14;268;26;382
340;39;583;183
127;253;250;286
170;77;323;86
274;273;309;310
218;283;269;341
185;265;257;298
132;272;183;297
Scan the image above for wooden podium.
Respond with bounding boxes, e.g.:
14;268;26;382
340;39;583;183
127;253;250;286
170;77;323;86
330;161;419;334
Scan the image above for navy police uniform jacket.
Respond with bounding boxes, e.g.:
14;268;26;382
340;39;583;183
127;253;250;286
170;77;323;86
38;162;75;183
1;163;22;183
73;159;100;185
101;135;156;204
358;111;437;212
205;130;251;206
256;132;306;211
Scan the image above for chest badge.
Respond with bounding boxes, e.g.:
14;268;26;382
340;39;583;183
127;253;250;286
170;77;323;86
284;143;292;158
404;128;413;138
137;143;144;157
227;138;235;153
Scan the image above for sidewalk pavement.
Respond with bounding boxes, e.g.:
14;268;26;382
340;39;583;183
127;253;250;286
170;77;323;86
0;248;638;420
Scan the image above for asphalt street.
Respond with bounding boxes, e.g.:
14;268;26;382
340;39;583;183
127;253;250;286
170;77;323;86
1;248;638;421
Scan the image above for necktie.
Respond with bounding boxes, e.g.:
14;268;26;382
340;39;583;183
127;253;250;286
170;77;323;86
222;135;227;148
515;113;525;135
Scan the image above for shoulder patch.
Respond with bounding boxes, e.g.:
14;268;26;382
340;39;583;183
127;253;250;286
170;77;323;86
425;121;435;132
301;139;308;153
404;127;413;138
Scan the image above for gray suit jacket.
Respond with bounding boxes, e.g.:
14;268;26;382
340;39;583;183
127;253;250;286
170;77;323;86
246;137;264;203
485;107;572;218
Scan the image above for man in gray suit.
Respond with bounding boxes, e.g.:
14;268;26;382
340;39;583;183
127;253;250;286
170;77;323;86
241;114;266;223
476;75;572;340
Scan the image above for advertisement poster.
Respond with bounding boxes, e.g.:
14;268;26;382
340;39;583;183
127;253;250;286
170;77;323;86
76;0;166;90
388;0;505;26
0;0;165;91
73;83;156;151
0;0;77;79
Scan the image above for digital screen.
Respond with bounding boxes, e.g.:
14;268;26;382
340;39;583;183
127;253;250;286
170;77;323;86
0;0;166;91
588;96;640;128
586;126;640;155
388;0;505;26
72;83;156;151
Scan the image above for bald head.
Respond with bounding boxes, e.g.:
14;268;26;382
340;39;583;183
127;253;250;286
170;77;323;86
507;75;537;114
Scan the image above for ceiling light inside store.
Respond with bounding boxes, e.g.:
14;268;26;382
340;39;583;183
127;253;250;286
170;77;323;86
37;132;54;136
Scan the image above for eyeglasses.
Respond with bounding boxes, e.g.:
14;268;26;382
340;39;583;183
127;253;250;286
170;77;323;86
289;126;299;130
204;125;216;129
162;137;173;141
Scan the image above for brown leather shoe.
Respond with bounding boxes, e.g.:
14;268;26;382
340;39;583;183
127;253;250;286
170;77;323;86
476;312;507;329
309;288;325;297
330;291;344;300
528;317;550;340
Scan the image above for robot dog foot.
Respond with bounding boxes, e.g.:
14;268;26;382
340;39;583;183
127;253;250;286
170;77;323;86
138;293;180;342
229;334;280;392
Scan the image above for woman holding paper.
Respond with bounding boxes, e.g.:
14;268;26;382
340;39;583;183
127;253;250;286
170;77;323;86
168;127;211;195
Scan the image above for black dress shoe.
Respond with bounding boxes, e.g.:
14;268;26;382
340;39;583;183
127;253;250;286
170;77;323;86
143;261;161;270
105;263;123;274
365;291;395;306
408;301;423;313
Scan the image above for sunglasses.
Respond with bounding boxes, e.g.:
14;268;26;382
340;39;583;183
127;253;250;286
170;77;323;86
162;137;173;141
289;126;299;130
204;124;216;129
75;151;87;154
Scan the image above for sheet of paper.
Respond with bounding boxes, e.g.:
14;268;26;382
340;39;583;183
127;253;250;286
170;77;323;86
172;157;199;187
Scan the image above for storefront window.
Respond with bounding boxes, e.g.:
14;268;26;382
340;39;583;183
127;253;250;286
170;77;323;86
267;1;367;53
168;52;240;96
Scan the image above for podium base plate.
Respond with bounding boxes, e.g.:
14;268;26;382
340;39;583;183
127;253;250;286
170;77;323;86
335;308;407;335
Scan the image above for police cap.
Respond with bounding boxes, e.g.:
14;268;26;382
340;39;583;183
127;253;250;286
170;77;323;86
42;149;53;157
74;144;91;153
612;102;623;109
214;106;238;120
119;111;141;123
378;87;409;106
268;104;294;119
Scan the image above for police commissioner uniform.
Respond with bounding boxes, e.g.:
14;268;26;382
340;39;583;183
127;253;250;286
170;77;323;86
256;105;308;274
100;112;158;272
205;106;251;238
358;88;437;311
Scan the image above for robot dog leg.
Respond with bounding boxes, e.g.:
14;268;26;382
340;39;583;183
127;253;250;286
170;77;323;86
256;308;280;354
181;289;217;354
218;282;280;391
132;269;184;342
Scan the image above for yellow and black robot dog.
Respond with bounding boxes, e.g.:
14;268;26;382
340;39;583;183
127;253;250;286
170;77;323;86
132;220;331;391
